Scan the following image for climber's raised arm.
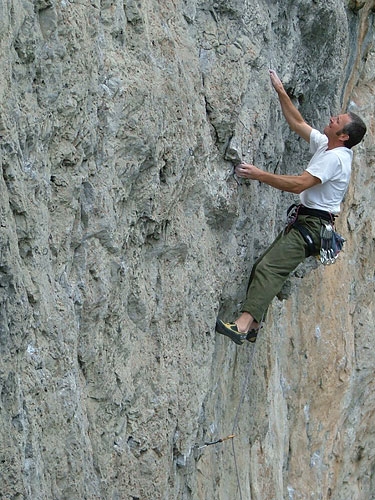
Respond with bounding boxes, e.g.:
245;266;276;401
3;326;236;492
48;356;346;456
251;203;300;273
269;69;312;143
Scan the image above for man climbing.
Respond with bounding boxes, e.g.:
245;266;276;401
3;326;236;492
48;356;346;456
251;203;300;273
216;69;367;345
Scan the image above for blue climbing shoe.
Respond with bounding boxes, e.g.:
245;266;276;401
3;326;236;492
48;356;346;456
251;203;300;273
215;319;248;345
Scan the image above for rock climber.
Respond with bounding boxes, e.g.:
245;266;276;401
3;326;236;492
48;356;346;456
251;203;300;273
216;69;367;345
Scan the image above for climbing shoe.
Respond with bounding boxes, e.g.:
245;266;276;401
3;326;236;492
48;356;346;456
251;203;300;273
246;329;258;343
215;319;248;345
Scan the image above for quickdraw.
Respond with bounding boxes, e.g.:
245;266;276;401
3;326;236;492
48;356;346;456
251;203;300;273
319;223;345;265
198;434;236;450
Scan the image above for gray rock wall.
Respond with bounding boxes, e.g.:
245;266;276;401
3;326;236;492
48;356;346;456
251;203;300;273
0;0;374;499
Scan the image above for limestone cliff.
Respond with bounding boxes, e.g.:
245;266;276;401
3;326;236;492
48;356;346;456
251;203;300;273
0;0;374;499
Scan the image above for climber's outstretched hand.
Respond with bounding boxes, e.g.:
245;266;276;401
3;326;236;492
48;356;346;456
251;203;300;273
269;69;284;93
268;69;312;142
235;162;262;180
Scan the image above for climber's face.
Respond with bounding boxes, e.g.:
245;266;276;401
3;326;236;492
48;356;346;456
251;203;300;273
323;114;351;145
324;114;351;138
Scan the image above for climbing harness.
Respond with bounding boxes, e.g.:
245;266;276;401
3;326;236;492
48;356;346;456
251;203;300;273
291;220;316;256
286;204;317;256
286;204;345;262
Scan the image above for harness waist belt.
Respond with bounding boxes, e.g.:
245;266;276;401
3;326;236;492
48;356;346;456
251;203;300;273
298;205;334;222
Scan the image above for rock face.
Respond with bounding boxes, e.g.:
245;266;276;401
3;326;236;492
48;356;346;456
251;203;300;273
0;0;374;499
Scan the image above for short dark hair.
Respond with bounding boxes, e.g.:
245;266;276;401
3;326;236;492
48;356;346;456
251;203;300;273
342;112;367;149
